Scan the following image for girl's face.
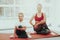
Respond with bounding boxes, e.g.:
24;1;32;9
37;4;42;12
18;14;24;21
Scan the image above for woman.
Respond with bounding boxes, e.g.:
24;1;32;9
14;13;28;38
29;4;50;34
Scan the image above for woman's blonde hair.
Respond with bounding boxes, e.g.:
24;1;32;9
37;4;42;8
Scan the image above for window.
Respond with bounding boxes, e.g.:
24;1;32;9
0;0;14;19
0;0;14;5
0;7;3;16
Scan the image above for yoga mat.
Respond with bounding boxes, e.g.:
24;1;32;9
30;31;60;39
10;31;60;40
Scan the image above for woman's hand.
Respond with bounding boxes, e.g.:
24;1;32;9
34;24;38;29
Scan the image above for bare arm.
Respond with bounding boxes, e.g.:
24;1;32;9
20;26;26;30
16;26;26;31
29;15;35;26
14;26;26;37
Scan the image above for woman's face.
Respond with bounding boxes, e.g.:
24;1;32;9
37;4;42;12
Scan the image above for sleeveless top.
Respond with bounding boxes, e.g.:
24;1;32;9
35;13;44;21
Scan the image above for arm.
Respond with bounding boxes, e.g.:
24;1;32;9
29;15;35;26
20;26;26;30
17;26;26;31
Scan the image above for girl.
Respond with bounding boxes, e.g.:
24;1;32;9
14;13;28;38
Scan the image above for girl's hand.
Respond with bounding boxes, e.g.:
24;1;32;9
17;27;26;31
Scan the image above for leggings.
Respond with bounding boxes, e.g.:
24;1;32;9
34;23;50;34
16;29;28;38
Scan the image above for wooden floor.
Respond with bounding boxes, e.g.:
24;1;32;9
0;34;59;40
0;33;12;40
0;34;35;40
